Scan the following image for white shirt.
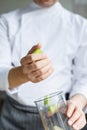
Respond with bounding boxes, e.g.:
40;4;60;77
0;2;87;106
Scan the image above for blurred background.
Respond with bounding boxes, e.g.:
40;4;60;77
0;0;87;18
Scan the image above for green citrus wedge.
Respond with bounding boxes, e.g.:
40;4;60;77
33;49;42;54
44;96;50;106
48;104;58;114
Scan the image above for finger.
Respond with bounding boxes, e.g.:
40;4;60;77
78;122;86;130
20;53;47;65
76;119;86;130
32;64;53;77
31;59;51;70
67;100;76;118
36;67;54;80
68;107;81;126
33;67;54;82
28;43;42;54
72;113;86;130
22;58;51;73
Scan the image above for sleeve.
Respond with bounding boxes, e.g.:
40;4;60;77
70;20;87;101
0;15;13;91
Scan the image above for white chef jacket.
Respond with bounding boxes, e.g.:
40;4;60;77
0;2;87;106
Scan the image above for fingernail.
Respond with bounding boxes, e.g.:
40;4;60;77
68;120;73;125
67;112;71;117
73;124;78;130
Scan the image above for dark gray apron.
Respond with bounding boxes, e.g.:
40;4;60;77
0;94;44;130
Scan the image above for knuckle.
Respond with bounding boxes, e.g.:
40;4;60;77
33;62;38;68
68;100;76;108
32;79;37;83
29;55;34;61
34;77;42;83
38;69;43;75
20;57;25;65
39;75;45;80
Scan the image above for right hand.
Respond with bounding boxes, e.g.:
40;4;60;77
20;44;54;83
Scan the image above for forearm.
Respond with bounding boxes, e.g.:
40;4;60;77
70;94;87;110
8;66;29;89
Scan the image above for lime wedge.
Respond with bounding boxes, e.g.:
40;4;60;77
48;104;58;114
33;49;42;54
44;96;50;106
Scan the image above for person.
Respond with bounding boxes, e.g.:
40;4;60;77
0;0;87;129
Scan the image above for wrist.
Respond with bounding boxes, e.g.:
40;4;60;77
8;66;29;89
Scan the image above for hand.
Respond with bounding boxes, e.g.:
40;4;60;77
66;100;86;130
20;44;54;83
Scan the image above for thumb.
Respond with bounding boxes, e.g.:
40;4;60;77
27;43;42;54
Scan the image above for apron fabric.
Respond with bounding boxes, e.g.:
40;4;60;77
0;94;44;130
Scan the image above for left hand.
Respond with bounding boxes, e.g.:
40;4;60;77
66;100;86;130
